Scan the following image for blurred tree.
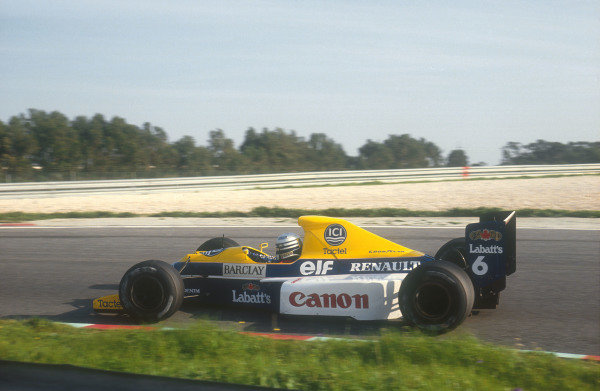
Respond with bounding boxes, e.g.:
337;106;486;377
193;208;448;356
0;117;39;175
501;140;600;164
306;133;348;171
358;140;394;169
359;134;442;168
208;129;245;173
446;149;469;167
173;135;211;173
27;109;81;173
240;127;311;172
5;108;597;182
72;114;105;171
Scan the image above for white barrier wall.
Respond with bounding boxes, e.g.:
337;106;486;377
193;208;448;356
0;164;598;197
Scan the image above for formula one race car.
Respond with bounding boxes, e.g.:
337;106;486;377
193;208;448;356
93;212;516;332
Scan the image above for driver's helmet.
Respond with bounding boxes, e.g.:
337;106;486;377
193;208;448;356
276;233;303;262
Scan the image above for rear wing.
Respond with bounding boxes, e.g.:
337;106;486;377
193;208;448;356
465;211;516;292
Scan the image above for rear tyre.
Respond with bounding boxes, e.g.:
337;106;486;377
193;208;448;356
119;260;184;323
435;238;467;269
399;260;474;333
196;237;239;252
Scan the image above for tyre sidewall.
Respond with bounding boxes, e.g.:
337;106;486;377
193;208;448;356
435;238;467;269
399;261;474;333
119;260;184;323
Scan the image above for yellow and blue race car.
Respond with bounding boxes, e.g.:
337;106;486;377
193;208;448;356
94;212;516;332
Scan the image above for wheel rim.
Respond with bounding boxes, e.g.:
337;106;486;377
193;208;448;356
130;275;165;311
414;281;452;322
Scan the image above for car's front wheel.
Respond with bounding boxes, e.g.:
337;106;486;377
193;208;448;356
399;260;474;333
119;260;184;323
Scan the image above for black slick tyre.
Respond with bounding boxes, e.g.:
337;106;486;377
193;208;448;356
435;238;467;269
119;260;184;323
196;237;239;252
399;260;474;333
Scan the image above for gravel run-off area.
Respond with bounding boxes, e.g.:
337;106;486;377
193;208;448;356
1;176;598;214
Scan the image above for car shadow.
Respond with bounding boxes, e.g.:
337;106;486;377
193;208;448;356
0;298;134;325
2;296;410;337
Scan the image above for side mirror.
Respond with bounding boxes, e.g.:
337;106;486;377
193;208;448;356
259;242;269;252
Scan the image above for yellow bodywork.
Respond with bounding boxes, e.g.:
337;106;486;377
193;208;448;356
299;216;423;259
179;215;423;264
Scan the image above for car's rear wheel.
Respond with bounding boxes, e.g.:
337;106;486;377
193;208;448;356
435;238;467;269
196;237;239;252
119;260;184;323
399;260;474;333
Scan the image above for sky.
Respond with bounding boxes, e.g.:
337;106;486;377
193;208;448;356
1;0;598;165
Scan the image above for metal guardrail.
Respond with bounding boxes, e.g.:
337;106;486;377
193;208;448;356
0;164;598;198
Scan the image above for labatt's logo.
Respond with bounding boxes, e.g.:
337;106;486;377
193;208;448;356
469;229;502;241
469;244;503;254
289;292;369;309
231;290;271;304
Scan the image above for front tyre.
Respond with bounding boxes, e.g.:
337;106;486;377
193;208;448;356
119;260;184;323
399;260;474;333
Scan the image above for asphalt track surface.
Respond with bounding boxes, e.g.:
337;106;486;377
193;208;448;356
1;225;598;356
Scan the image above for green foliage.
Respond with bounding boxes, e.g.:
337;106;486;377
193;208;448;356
446;149;469;167
1;109;598;182
240;128;348;173
358;134;443;169
0;319;597;390
0;109;450;181
502;140;600;165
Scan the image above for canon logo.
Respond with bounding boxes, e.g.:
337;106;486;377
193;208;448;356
289;292;369;309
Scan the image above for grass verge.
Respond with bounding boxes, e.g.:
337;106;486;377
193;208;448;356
0;207;599;222
0;319;597;391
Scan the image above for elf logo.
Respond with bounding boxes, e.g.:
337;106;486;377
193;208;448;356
300;260;334;275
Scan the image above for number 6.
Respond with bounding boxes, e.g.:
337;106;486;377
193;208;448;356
472;256;488;275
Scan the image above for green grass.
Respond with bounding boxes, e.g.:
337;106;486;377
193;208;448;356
0;319;597;390
0;207;599;222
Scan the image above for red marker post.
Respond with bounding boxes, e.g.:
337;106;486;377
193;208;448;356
462;166;470;178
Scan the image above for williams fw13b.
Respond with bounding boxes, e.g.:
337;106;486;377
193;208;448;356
94;212;516;332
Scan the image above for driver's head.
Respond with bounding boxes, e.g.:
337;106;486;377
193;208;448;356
275;233;302;262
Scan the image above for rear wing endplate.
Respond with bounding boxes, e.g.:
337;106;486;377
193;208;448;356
465;211;516;290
